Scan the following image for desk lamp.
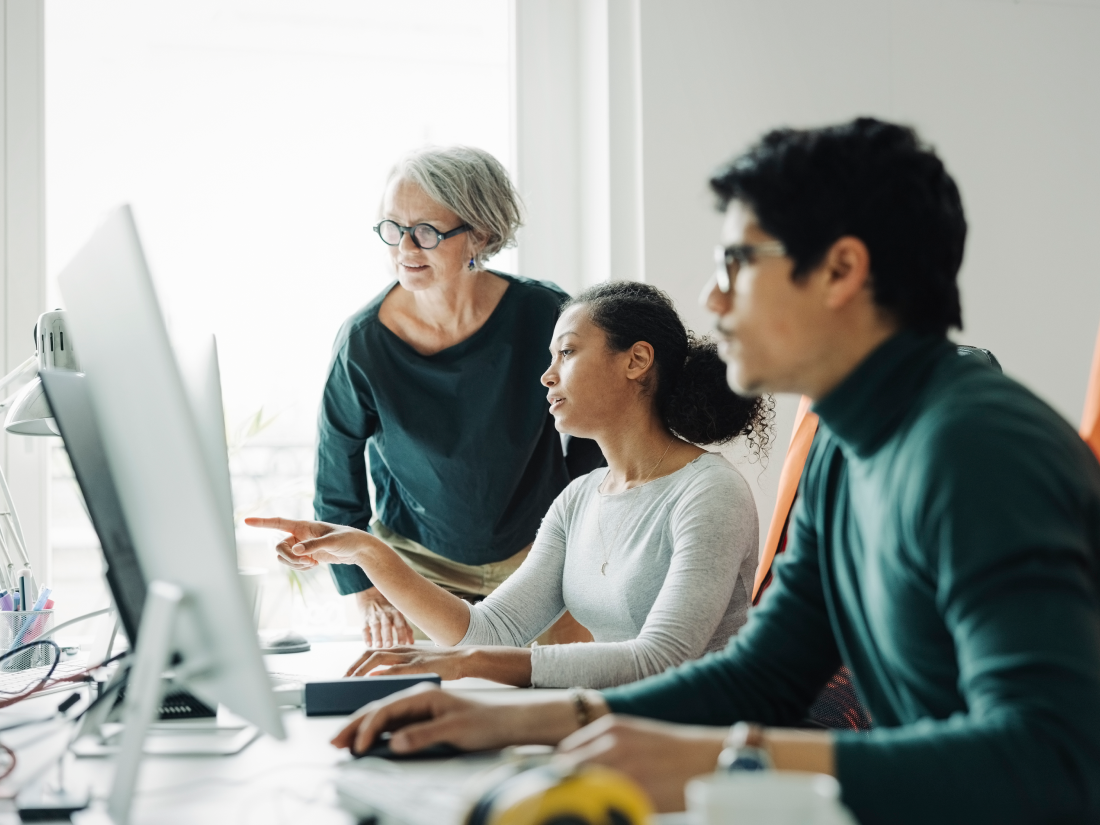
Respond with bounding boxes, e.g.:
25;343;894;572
0;310;80;595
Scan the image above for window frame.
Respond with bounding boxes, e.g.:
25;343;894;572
0;0;49;581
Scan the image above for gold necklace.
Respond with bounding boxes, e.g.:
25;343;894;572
596;439;674;576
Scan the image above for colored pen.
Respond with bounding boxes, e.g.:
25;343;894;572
0;591;10;611
28;599;55;644
30;587;51;612
14;588;53;647
18;577;26;613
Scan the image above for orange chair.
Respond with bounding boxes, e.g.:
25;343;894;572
1082;322;1100;463
753;396;818;605
754;398;870;729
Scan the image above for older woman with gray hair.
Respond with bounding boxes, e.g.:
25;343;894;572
316;146;601;648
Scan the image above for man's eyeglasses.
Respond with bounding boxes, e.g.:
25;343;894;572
374;220;470;250
714;242;787;293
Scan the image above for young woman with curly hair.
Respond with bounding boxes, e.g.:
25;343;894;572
249;282;772;689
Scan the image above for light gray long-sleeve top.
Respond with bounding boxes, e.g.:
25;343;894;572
458;452;758;688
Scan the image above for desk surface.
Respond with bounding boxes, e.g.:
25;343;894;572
0;641;552;825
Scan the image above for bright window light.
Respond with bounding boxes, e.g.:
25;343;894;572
46;0;513;635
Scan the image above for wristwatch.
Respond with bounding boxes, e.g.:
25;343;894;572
716;722;772;773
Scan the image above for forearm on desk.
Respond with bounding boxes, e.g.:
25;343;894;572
462;647;533;687
498;691;610;745
765;728;835;775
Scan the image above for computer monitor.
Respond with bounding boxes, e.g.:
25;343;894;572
175;334;237;550
56;205;285;747
38;370;146;643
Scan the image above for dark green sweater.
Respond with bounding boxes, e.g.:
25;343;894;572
603;331;1100;824
316;274;591;595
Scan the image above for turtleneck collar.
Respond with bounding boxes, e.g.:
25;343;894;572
811;331;955;459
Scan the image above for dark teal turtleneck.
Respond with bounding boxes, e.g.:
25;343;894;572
603;331;1100;825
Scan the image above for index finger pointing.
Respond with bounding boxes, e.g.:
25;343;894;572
245;516;304;533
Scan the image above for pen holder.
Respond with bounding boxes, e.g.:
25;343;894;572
0;610;55;670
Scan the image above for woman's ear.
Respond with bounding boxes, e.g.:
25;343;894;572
466;231;490;264
624;341;656;382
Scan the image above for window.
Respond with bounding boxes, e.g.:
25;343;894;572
46;0;513;635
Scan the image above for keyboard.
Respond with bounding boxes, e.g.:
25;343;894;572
336;751;505;825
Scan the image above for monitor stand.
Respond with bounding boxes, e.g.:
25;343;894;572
72;581;258;825
71;716;259;758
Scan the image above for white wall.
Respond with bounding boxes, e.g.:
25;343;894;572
634;0;1100;539
516;0;1100;548
638;0;1100;413
514;0;644;295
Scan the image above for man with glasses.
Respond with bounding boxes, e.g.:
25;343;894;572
330;118;1100;825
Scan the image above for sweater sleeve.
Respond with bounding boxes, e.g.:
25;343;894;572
528;466;757;688
832;416;1100;825
601;449;842;724
459;489;571;648
315;325;379;595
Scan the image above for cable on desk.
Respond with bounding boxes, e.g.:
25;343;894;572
0;691;86;784
0;640;61;706
0;647;129;769
37;607;114;642
53;649;127;693
0;740;15;781
68;653;132;727
0;645;127;712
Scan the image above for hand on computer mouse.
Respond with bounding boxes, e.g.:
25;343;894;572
352;730;466;760
331;682;583;758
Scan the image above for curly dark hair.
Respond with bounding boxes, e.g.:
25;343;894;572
709;117;966;336
565;281;773;456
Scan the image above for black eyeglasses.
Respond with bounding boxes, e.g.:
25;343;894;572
373;220;470;250
714;242;787;293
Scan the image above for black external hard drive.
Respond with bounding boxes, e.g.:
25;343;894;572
303;673;442;716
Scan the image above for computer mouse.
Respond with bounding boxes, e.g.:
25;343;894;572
352;730;466;760
260;631;311;654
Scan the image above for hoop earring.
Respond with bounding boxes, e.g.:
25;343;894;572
468;257;476;272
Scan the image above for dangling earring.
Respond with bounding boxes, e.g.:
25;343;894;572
468;257;476;272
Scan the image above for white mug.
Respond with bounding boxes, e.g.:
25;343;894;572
686;771;857;825
237;567;266;630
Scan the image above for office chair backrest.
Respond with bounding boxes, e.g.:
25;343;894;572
1082;323;1100;463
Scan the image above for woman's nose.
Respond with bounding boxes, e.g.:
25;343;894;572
398;230;419;252
541;365;556;387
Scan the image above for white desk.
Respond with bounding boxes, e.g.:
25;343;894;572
0;641;538;825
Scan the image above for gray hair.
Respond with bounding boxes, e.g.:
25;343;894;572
388;146;524;265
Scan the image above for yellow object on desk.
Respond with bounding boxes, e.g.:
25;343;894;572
467;763;653;825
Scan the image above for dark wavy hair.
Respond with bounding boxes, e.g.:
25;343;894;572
709;117;966;336
565;281;773;455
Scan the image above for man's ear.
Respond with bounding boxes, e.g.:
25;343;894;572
625;341;656;382
821;236;873;310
